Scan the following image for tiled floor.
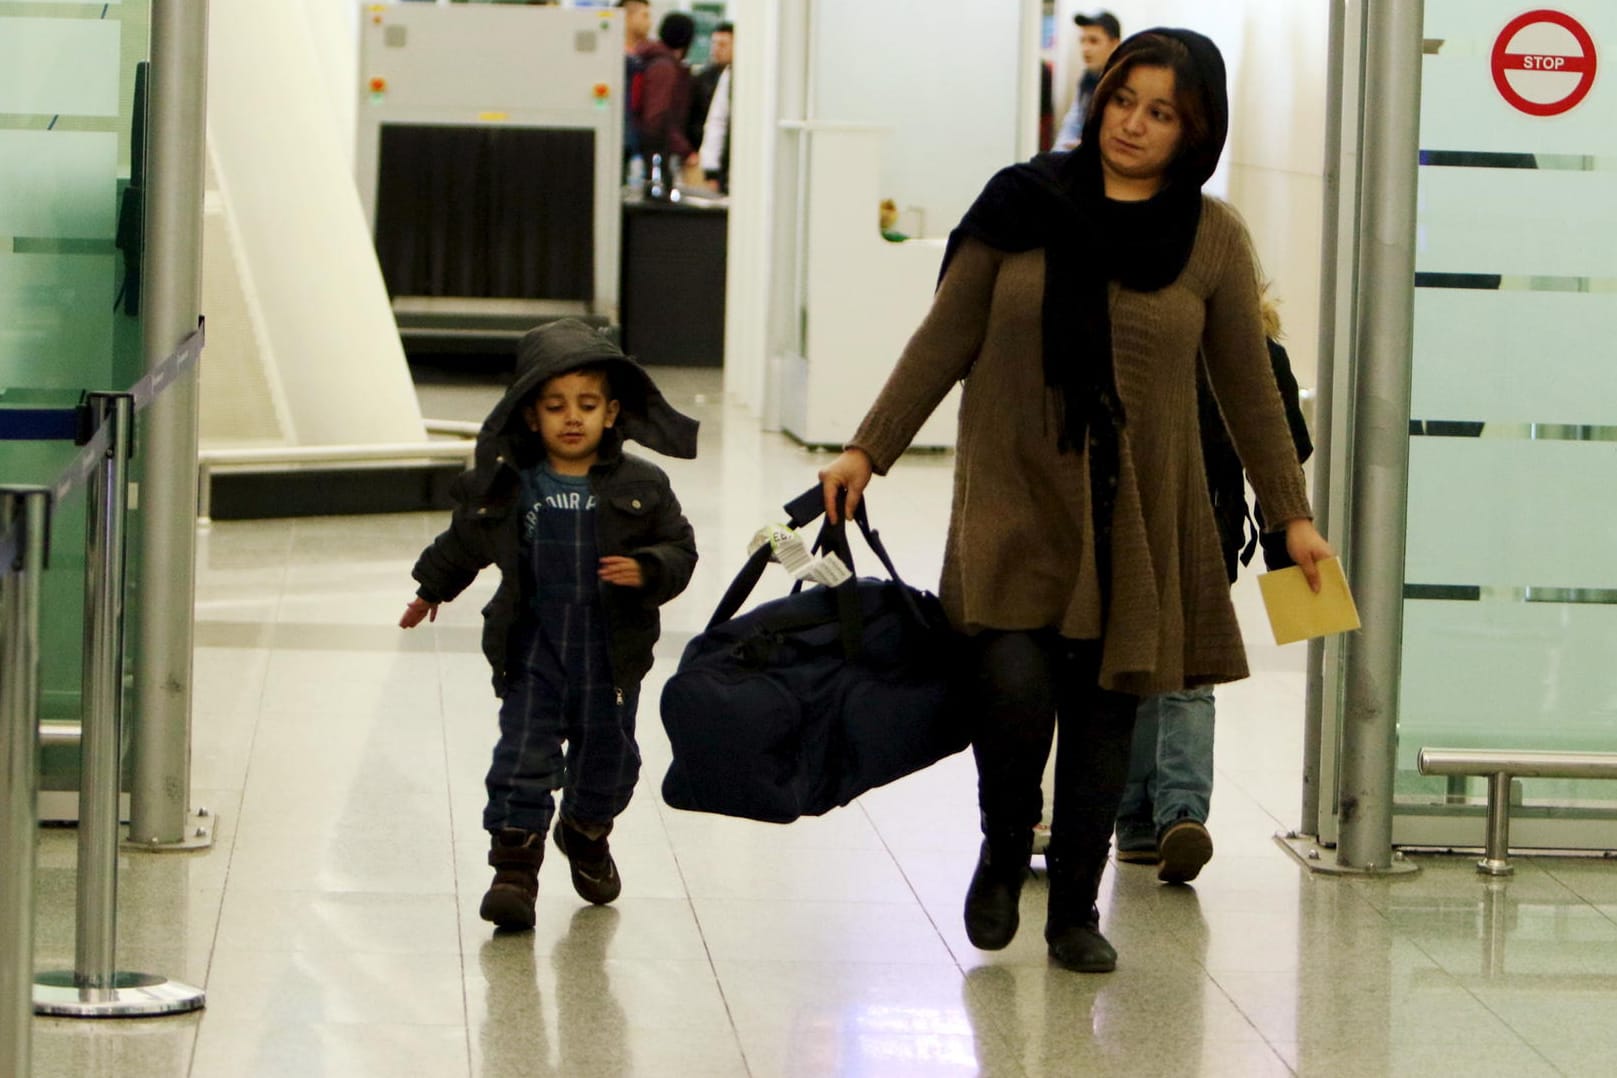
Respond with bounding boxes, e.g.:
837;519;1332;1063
25;367;1617;1076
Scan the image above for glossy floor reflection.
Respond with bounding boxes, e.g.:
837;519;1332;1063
28;367;1617;1076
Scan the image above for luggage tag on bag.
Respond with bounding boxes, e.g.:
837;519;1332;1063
746;524;852;588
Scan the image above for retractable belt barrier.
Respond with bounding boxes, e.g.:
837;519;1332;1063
0;321;207;1054
0;323;203;581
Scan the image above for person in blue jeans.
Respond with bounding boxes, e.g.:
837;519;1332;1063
1114;296;1312;883
401;319;698;931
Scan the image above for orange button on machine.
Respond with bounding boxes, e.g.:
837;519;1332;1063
593;83;611;100
369;77;387;94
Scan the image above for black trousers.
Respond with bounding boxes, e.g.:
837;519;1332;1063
967;631;1138;863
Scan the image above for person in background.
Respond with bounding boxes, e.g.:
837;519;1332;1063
697;23;735;193
1054;11;1122;150
687;21;732;157
817;29;1331;974
636;12;698;188
620;0;653;169
1114;288;1314;884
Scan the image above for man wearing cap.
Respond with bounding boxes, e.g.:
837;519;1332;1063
1053;11;1122;150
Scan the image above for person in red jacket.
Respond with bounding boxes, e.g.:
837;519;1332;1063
634;13;696;188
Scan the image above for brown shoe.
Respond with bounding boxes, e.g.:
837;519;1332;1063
553;818;622;905
480;828;543;930
1156;819;1213;884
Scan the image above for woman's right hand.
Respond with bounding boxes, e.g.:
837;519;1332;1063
819;448;874;524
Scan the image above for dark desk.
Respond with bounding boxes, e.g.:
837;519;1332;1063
619;197;727;366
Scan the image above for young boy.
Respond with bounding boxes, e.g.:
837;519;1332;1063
401;319;698;930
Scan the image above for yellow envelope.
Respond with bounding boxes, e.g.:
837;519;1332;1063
1257;556;1361;645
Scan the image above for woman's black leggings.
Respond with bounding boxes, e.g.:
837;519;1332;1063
967;630;1139;860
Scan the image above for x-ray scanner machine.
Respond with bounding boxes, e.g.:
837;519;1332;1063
355;4;624;346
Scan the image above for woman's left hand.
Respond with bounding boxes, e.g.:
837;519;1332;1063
1285;519;1335;593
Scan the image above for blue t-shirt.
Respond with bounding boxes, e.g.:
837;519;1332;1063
520;464;599;612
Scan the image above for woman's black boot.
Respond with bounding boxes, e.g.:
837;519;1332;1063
1044;846;1116;972
963;832;1033;950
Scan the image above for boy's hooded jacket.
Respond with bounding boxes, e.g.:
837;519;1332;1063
411;319;699;696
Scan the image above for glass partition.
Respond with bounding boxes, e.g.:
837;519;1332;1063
0;0;149;733
1397;0;1617;839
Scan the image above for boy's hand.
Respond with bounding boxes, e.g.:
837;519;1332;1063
399;597;438;628
598;556;645;589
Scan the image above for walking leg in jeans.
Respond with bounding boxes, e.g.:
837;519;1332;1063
1113;695;1163;862
1151;685;1216;884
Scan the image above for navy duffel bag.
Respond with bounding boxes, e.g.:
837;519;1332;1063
659;487;970;823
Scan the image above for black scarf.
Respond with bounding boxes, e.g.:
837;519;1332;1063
937;27;1229;605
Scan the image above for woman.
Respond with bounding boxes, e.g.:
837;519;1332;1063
818;29;1332;973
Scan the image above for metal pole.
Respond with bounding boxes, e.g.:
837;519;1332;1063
1;488;50;1078
1301;0;1351;838
1481;772;1514;876
1335;0;1423;871
131;0;208;845
76;395;133;989
34;400;204;1018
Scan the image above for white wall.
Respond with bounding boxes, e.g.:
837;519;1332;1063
808;0;1026;239
207;0;425;446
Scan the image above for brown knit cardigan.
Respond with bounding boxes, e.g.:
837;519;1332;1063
849;196;1312;696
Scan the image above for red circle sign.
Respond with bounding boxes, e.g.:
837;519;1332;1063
1491;9;1598;116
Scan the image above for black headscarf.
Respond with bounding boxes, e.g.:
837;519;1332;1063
938;27;1230;601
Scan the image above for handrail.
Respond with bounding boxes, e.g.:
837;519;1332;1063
1417;748;1617;781
1417;747;1617;875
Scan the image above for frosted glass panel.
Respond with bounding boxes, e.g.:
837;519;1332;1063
0;2;144;741
1413;291;1617;424
1406;440;1617;588
0;256;117;388
1398;1;1617;829
1401;601;1617;762
0;132;119;238
0;18;121;117
1421;0;1617;155
1417;169;1617;278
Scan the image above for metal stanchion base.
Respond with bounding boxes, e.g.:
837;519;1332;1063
120;807;217;852
34;970;205;1017
1275;831;1421;876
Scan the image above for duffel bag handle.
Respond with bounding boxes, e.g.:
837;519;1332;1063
781;486;910;589
705;486;861;631
704;485;928;648
790;487;931;633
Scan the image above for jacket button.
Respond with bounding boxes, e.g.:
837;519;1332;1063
632;499;642;509
495;454;505;464
477;507;487;515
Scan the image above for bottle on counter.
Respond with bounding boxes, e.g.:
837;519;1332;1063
647;152;666;200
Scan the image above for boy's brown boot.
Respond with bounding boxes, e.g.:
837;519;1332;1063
553;818;622;905
480;828;544;930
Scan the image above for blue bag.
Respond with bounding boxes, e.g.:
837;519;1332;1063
659;487;969;823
